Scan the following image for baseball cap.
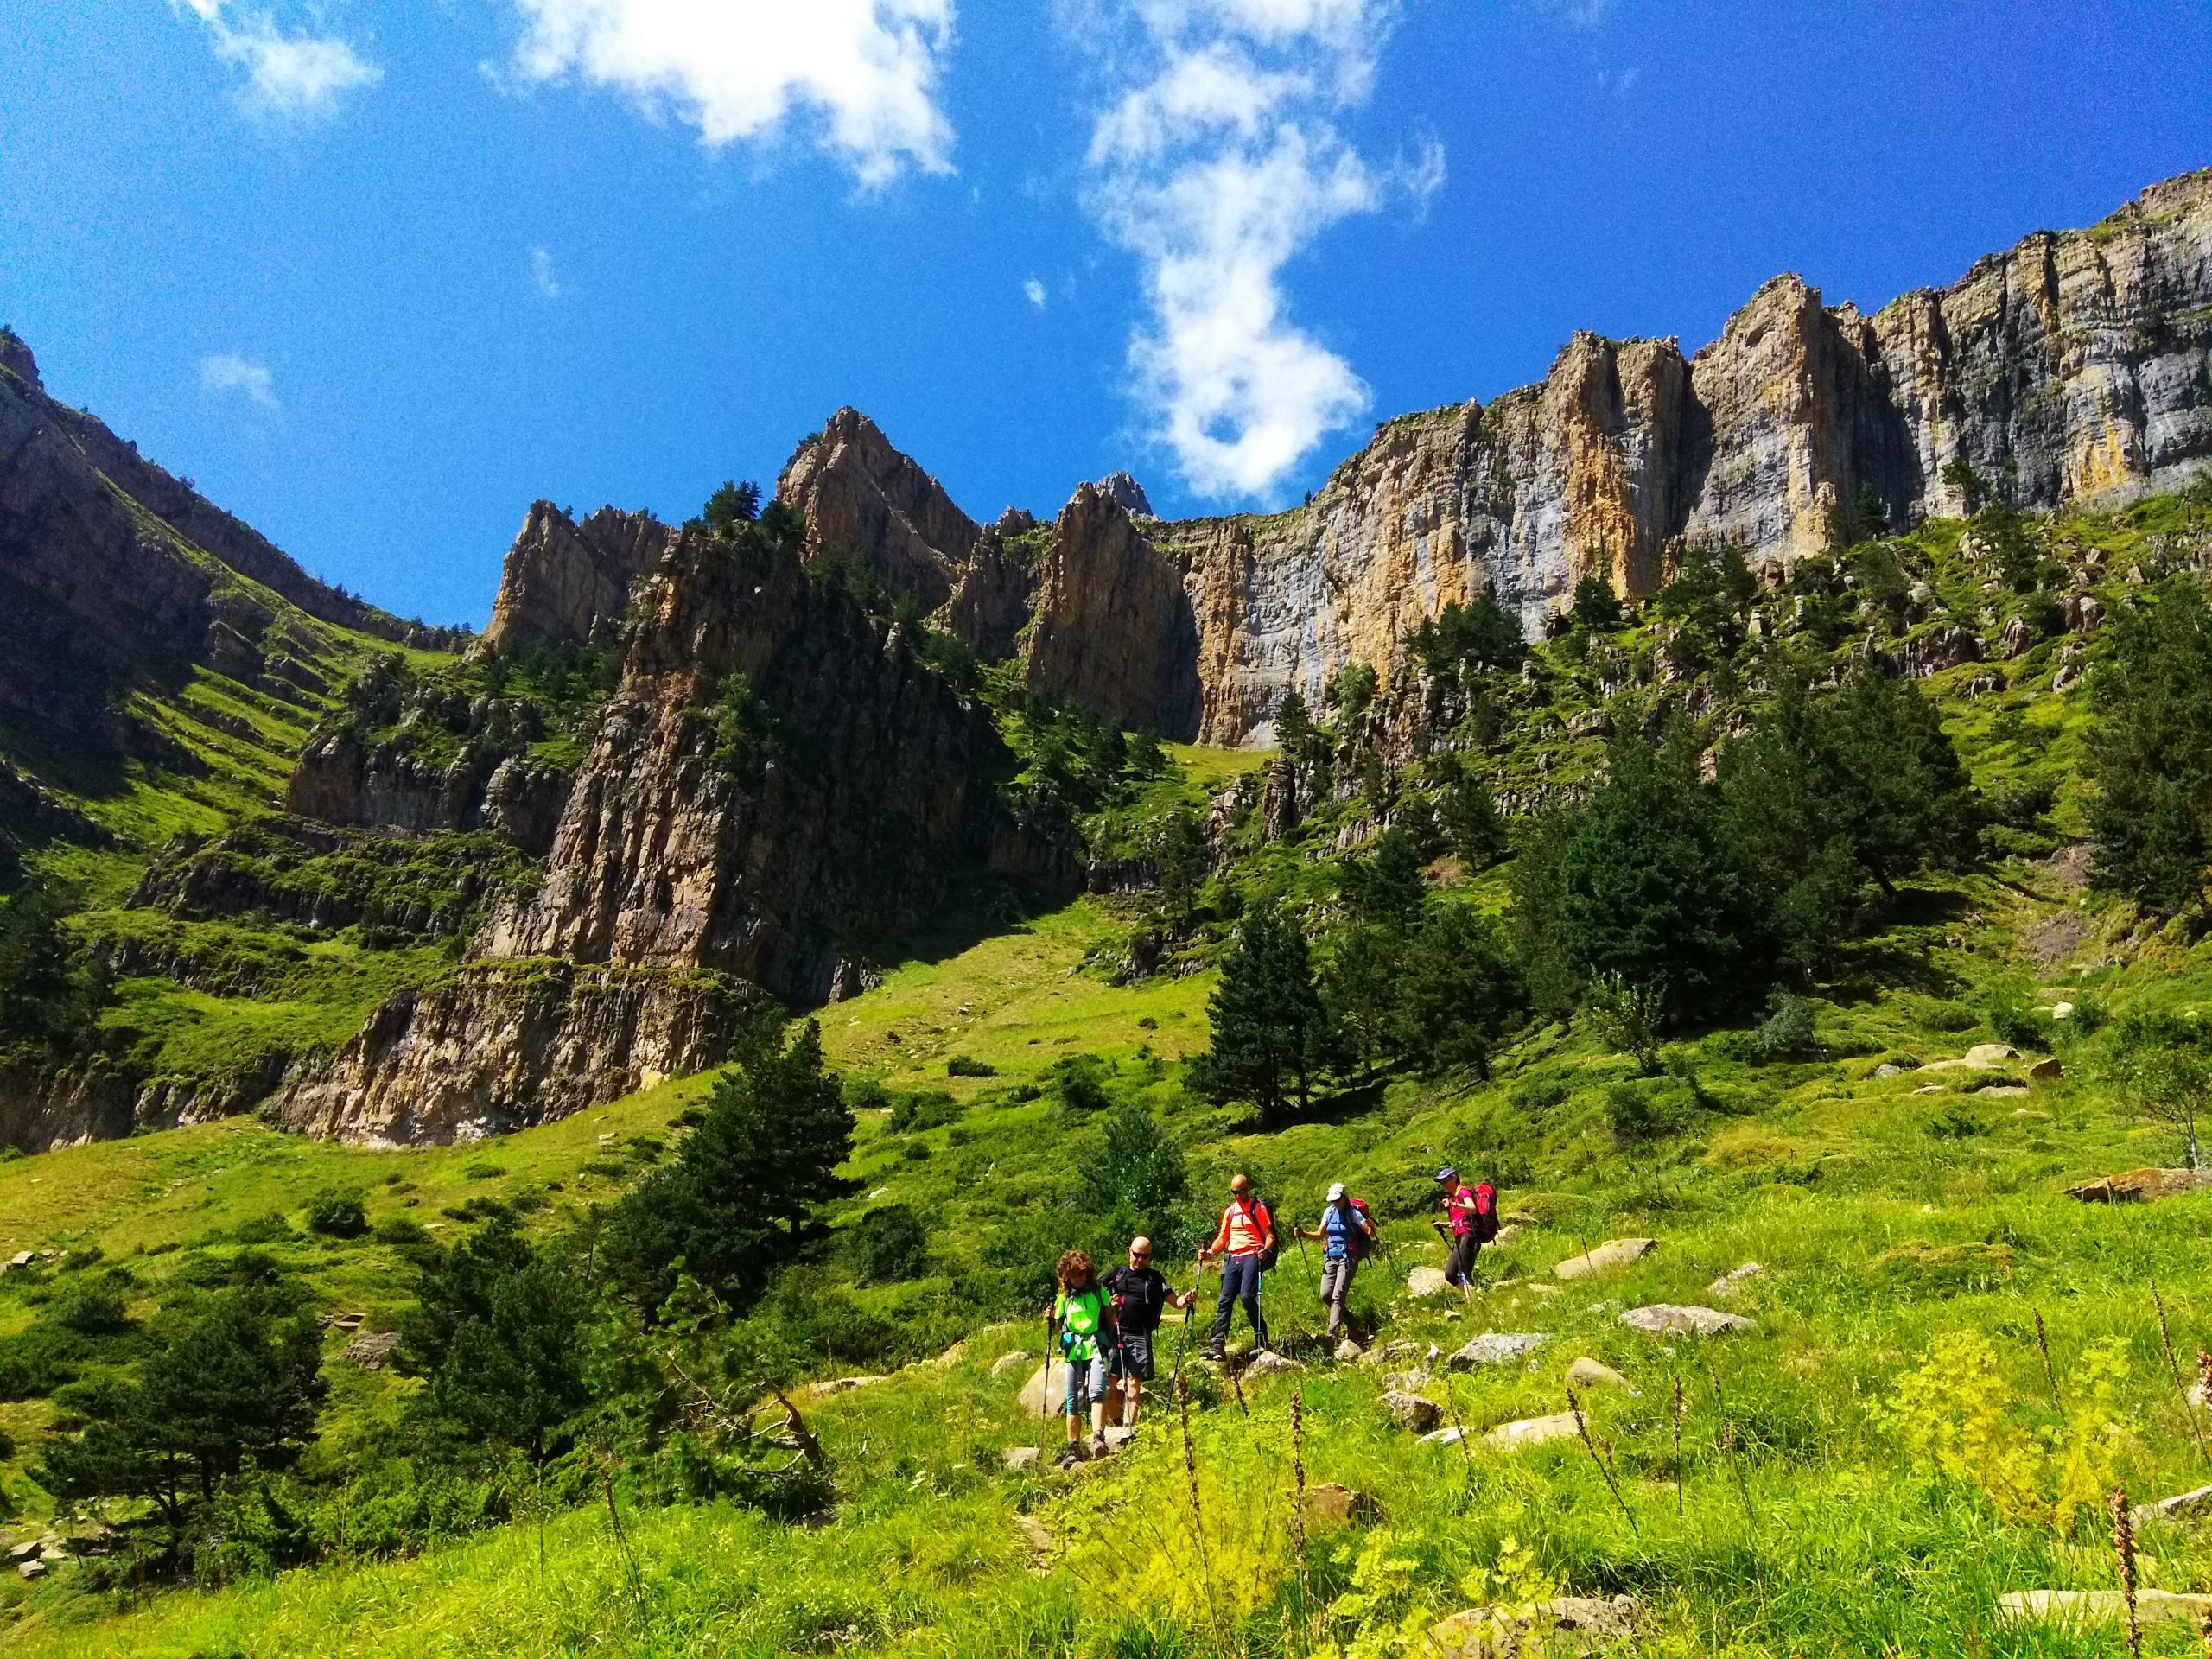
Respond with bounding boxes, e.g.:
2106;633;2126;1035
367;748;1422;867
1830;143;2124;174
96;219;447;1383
1434;1166;1457;1182
1325;1182;1345;1201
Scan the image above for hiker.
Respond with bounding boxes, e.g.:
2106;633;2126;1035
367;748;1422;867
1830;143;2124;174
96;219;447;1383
1102;1235;1192;1430
1431;1166;1496;1299
1298;1182;1377;1341
1048;1249;1112;1464
1198;1173;1274;1360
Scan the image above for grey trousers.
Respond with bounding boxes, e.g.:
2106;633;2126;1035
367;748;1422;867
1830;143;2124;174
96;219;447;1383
1319;1256;1357;1334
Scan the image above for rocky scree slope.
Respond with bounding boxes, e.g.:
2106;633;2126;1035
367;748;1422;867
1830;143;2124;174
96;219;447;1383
759;170;2212;747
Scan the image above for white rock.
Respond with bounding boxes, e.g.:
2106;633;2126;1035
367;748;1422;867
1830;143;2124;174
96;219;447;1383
1446;1332;1549;1370
1001;1446;1042;1471
1619;1304;1757;1337
1566;1357;1635;1393
1484;1412;1581;1450
1999;1589;2212;1627
1553;1238;1657;1281
1417;1426;1466;1447
1964;1043;2018;1068
989;1350;1035;1378
1708;1262;1764;1297
1243;1350;1302;1377
1405;1266;1451;1298
1016;1363;1066;1416
2134;1484;2212;1524
2052;1001;2076;1019
1382;1390;1443;1433
1334;1338;1365;1362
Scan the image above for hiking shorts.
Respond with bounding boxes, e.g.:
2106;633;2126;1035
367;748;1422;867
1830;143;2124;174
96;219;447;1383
1108;1332;1156;1381
1064;1354;1106;1415
1446;1231;1481;1287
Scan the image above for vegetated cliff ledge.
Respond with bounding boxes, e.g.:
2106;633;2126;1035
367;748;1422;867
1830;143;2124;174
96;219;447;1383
766;169;2212;745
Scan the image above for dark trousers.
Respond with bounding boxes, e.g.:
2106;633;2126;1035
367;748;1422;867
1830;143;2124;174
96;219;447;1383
1209;1254;1268;1347
1446;1231;1482;1287
1318;1256;1357;1334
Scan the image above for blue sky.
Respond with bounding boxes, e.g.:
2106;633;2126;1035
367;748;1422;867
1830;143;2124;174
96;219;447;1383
3;2;2208;629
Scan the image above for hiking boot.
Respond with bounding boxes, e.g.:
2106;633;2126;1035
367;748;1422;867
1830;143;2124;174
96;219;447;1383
1201;1342;1226;1362
1088;1432;1109;1459
1057;1444;1086;1469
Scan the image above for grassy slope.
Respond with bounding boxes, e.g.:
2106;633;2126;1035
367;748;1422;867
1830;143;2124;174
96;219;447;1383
10;500;2212;1653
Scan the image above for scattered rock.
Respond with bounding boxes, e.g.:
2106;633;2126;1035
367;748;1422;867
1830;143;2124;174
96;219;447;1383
1872;1063;1903;1078
341;1331;401;1370
1382;1391;1444;1433
1565;1357;1634;1393
1405;1267;1451;1298
1448;1332;1549;1370
16;1560;45;1582
1014;1514;1054;1573
990;1350;1035;1378
2052;1001;2076;1020
1418;1426;1466;1448
2066;1167;2212;1204
1490;1224;1522;1247
1912;1084;1945;1095
1243;1350;1303;1378
1431;1595;1642;1657
1484;1413;1581;1450
1102;1427;1137;1451
1708;1262;1764;1298
1965;1042;2018;1068
1979;1085;2029;1098
1300;1483;1377;1531
1998;1589;2212;1628
804;1375;886;1401
2133;1484;2212;1525
1002;1446;1042;1471
1553;1238;1656;1281
1619;1304;1757;1337
932;1339;968;1370
2029;1057;2064;1080
6;1541;39;1562
1334;1338;1365;1363
1360;1340;1422;1368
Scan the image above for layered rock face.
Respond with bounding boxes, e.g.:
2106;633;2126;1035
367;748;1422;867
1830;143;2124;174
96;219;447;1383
0;331;419;755
766;171;2212;745
270;962;763;1145
482;501;671;650
479;524;1057;1003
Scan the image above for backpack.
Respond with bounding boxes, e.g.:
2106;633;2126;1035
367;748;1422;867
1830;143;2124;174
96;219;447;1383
1240;1198;1280;1272
1326;1198;1376;1260
1471;1182;1499;1244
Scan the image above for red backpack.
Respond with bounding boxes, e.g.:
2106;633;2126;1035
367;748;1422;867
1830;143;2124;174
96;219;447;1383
1470;1182;1499;1243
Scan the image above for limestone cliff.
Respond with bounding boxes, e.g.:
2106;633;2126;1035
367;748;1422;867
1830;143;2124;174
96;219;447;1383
776;407;982;612
483;501;671;650
270;961;762;1145
478;521;1064;1003
770;171;2212;745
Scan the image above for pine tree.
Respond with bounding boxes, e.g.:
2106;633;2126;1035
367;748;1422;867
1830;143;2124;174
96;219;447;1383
1339;827;1425;931
1394;902;1523;1077
1439;756;1508;869
1321;920;1402;1079
2088;580;2212;914
1189;900;1331;1125
601;1019;855;1309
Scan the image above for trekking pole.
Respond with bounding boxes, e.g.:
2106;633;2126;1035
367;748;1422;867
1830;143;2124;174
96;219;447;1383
1173;1257;1204;1387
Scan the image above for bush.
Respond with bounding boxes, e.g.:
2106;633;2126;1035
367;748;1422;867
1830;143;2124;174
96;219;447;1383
1603;1077;1697;1146
1916;999;1980;1033
1753;993;1819;1062
853;1205;931;1283
373;1214;430;1249
45;1274;130;1335
1986;997;2054;1052
232;1213;296;1244
1051;1055;1113;1115
945;1054;995;1077
461;1161;506;1181
305;1190;369;1238
886;1090;962;1134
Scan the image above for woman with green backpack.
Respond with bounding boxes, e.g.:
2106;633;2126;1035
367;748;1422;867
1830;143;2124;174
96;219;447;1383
1048;1249;1112;1465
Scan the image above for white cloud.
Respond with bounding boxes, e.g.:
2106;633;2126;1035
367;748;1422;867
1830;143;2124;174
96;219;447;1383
175;1;381;117
531;246;564;298
509;0;957;188
200;353;278;408
1077;1;1440;499
1024;277;1046;308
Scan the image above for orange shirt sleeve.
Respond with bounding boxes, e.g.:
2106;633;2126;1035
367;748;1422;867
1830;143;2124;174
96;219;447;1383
1206;1205;1232;1255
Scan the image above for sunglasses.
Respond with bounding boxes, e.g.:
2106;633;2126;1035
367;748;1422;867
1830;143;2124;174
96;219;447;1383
1130;1249;1151;1258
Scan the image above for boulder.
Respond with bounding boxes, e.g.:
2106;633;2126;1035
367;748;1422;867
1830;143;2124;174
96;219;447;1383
2066;1167;2212;1204
1553;1238;1656;1281
1382;1391;1444;1433
16;1560;45;1582
991;1350;1036;1378
1565;1357;1634;1393
1872;1063;1903;1078
1491;1224;1522;1247
341;1331;401;1370
1707;1262;1764;1298
2028;1057;2063;1080
1016;1363;1067;1416
1102;1427;1137;1451
1405;1266;1452;1298
1998;1589;2212;1628
1619;1304;1756;1337
2133;1484;2212;1524
1418;1426;1467;1447
1335;1338;1365;1363
1484;1413;1581;1450
1299;1482;1377;1531
1447;1333;1549;1370
932;1339;968;1370
1965;1043;2018;1068
1244;1350;1303;1378
1001;1446;1042;1471
1360;1339;1423;1368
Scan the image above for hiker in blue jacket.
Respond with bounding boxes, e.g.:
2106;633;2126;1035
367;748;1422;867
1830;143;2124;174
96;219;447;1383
1297;1182;1377;1341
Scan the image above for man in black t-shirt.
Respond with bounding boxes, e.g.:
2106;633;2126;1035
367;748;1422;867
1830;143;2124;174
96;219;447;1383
1101;1236;1192;1431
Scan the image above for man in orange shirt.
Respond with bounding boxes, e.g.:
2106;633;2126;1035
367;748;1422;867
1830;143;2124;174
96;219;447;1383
1198;1173;1273;1361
